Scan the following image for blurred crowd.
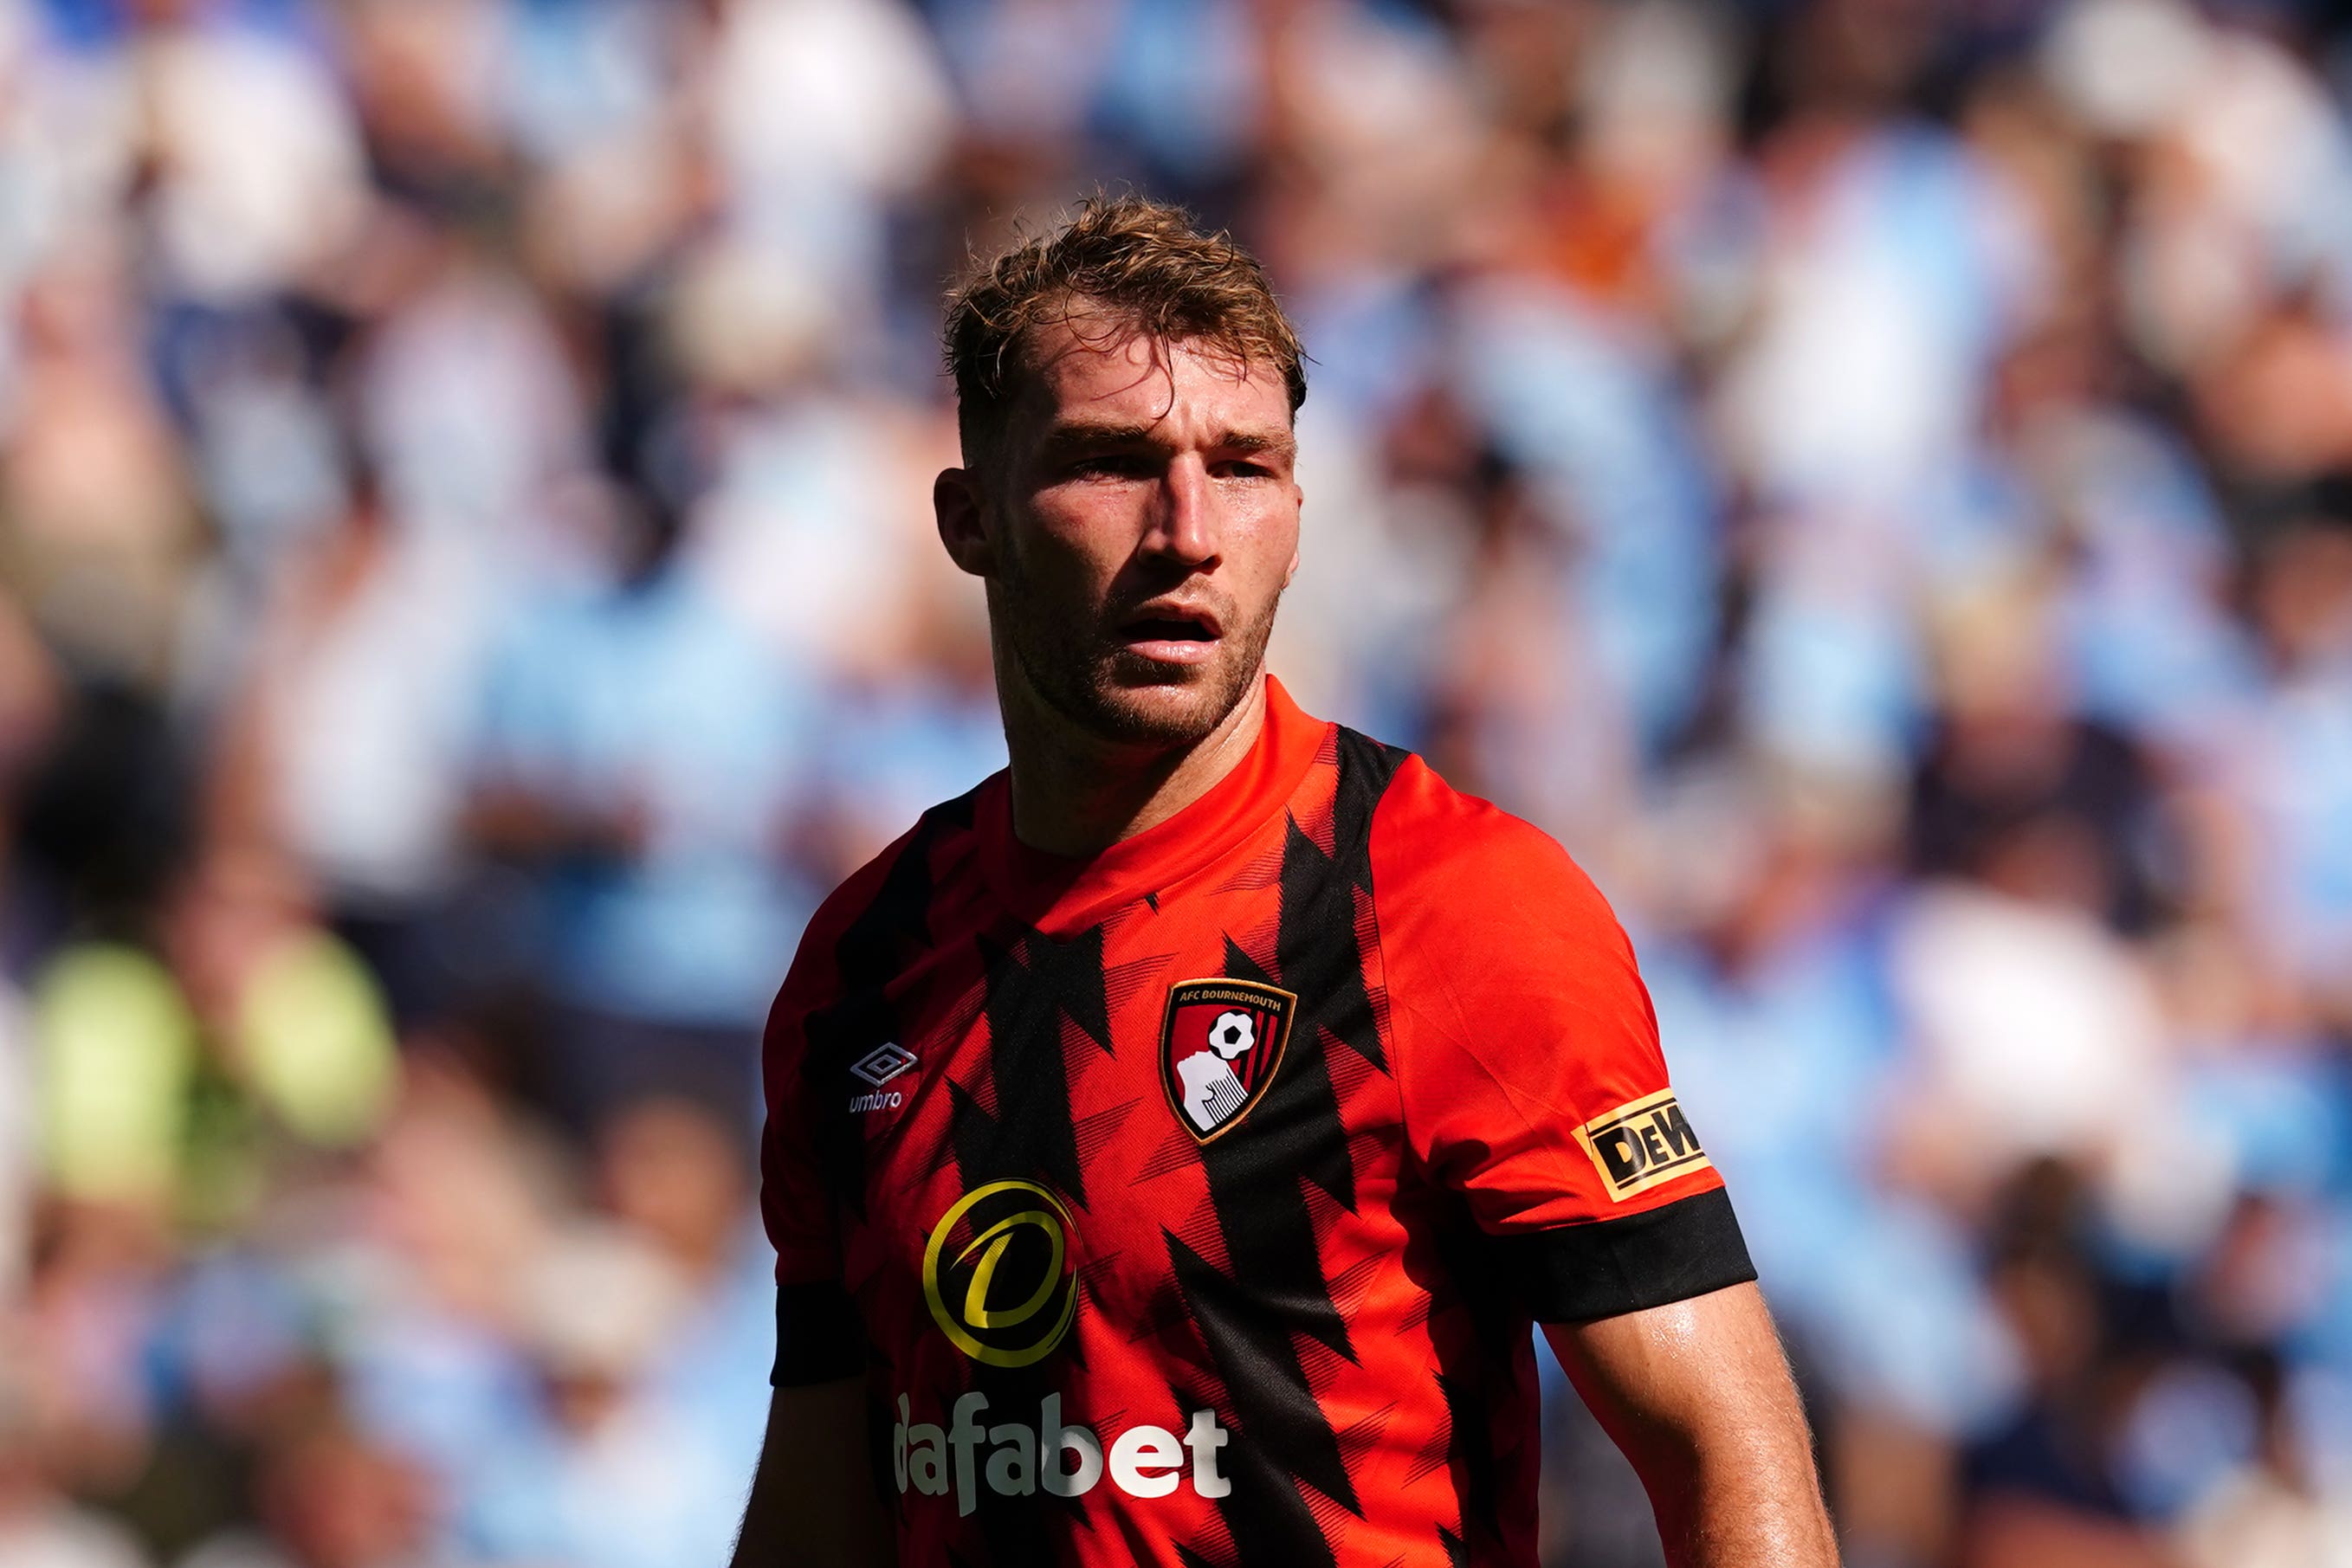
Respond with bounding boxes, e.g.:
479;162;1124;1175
3;0;2352;1565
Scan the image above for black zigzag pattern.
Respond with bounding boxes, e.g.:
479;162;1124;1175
941;916;1114;1565
802;804;958;1219
1169;733;1407;1568
1279;729;1404;1081
1427;1199;1516;1554
953;924;1109;1209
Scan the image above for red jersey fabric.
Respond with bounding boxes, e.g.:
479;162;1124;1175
760;674;1752;1567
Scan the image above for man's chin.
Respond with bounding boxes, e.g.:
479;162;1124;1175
1083;687;1229;746
1082;654;1252;745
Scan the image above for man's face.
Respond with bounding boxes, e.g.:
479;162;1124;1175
940;313;1302;748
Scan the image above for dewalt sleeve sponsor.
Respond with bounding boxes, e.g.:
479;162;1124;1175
1572;1089;1713;1201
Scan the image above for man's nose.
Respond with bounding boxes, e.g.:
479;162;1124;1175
1148;455;1219;567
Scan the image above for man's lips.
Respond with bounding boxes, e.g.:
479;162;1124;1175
1113;603;1224;664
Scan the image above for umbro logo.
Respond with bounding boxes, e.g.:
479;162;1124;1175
852;1043;919;1087
848;1042;919;1115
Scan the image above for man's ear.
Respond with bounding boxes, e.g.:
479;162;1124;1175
1284;479;1303;587
934;468;995;578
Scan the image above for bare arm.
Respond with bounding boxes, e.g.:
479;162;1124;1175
729;1378;895;1568
1545;1281;1837;1568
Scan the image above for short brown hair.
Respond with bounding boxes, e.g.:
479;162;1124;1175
943;194;1308;473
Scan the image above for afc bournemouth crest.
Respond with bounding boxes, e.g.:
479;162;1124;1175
1159;978;1296;1142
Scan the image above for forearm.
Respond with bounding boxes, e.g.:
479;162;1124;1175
1623;1385;1834;1567
732;1380;896;1568
1547;1284;1838;1568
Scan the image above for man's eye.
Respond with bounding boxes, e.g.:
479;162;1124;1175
1070;454;1153;479
1214;461;1273;480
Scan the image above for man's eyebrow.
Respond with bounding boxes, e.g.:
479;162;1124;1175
1219;429;1297;461
1037;419;1163;450
1036;421;1297;461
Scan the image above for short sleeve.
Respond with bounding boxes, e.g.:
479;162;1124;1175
759;918;869;1387
1370;758;1754;1322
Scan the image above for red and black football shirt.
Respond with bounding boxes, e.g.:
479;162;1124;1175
760;674;1753;1568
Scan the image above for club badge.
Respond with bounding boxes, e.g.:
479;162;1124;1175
1159;978;1296;1143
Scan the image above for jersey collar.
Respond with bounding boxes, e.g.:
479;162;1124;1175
974;672;1328;932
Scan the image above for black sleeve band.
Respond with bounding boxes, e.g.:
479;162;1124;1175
771;1281;869;1387
1489;1187;1758;1323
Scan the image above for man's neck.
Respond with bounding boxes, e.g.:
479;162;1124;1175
1001;674;1270;859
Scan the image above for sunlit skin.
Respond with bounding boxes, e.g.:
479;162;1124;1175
933;310;1302;858
1548;1287;1838;1568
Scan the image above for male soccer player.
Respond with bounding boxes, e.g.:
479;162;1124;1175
730;197;1837;1568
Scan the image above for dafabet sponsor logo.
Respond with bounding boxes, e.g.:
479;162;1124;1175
906;1178;1233;1512
890;1392;1231;1514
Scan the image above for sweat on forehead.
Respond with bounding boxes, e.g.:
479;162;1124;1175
962;307;1299;474
1018;309;1282;415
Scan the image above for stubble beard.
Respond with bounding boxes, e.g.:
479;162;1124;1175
994;571;1281;750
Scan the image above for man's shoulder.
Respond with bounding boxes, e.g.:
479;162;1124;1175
1354;745;1651;1081
1352;739;1633;977
1363;743;1587;900
771;778;994;1016
817;779;992;936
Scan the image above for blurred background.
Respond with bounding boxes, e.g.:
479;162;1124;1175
3;0;2352;1565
